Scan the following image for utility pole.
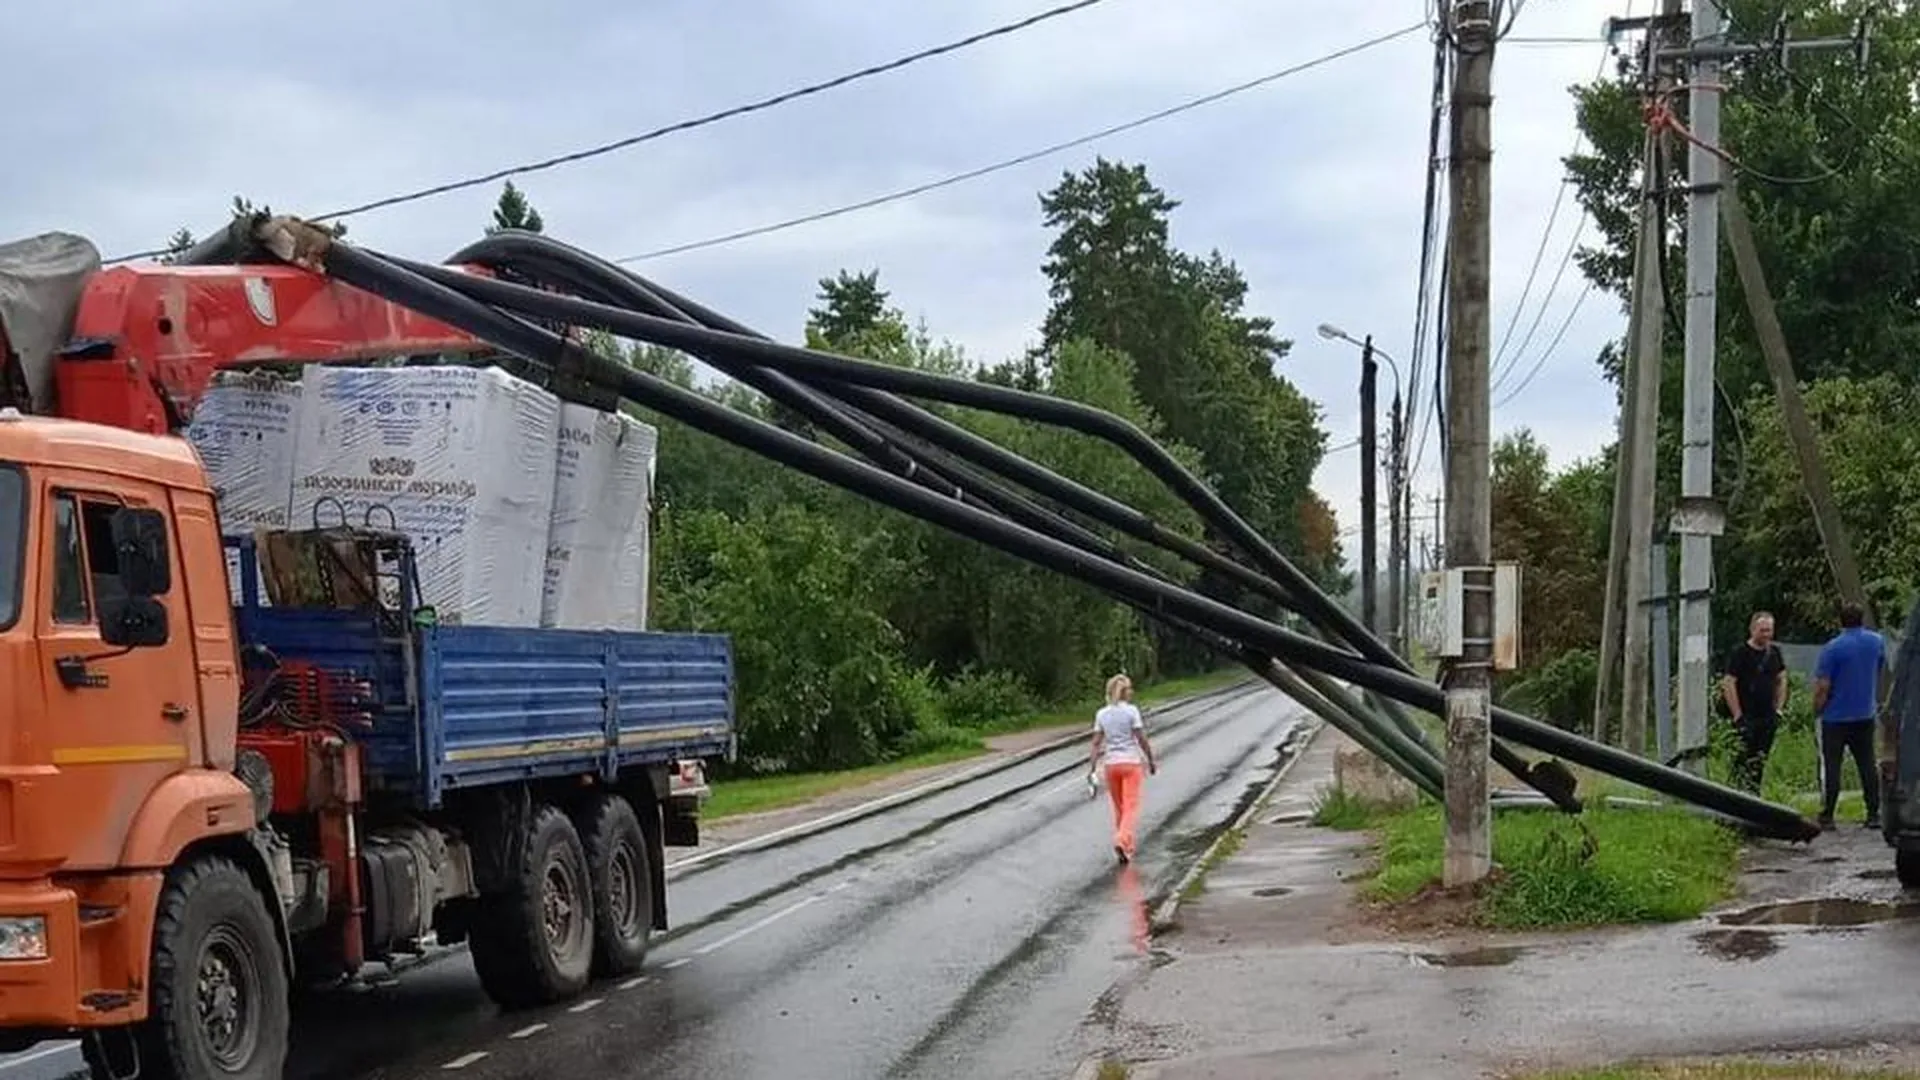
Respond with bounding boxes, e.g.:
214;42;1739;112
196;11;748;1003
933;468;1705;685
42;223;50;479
1622;4;1678;759
1672;0;1725;774
1442;0;1494;887
1388;390;1407;657
1360;337;1380;637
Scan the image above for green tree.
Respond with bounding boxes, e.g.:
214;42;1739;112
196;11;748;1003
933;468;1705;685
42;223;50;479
489;181;545;234
1037;158;1328;594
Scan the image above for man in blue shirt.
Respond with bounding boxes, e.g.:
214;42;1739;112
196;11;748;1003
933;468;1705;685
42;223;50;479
1812;602;1890;830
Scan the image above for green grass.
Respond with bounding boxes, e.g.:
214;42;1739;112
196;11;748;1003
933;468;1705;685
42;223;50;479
1310;784;1392;830
703;743;988;820
1527;1065;1920;1080
1095;1061;1132;1080
1360;799;1742;928
978;668;1245;737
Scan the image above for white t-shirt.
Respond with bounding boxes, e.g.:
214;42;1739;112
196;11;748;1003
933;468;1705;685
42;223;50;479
1094;702;1146;765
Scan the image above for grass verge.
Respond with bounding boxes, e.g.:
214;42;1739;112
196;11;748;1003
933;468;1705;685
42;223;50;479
706;668;1244;821
979;668;1246;737
1313;785;1741;929
1526;1064;1920;1079
703;744;987;820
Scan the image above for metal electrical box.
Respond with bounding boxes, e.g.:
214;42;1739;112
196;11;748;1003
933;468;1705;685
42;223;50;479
1416;569;1464;659
1414;564;1523;669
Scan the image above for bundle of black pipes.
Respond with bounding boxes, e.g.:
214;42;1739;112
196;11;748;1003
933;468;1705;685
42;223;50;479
243;216;1819;843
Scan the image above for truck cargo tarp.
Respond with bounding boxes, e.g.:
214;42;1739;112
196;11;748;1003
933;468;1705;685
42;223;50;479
0;232;102;412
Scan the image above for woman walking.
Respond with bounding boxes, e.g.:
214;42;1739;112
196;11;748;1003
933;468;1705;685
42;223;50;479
1090;673;1157;863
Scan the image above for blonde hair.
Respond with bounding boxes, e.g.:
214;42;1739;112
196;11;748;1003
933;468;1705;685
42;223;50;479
1105;673;1133;705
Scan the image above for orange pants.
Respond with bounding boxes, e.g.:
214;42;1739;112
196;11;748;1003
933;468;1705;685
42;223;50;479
1105;761;1145;857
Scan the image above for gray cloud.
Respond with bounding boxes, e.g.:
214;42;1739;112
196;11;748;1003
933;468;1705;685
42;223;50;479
2;0;1633;557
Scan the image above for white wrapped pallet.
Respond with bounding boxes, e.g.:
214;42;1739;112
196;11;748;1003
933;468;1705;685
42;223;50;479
184;370;302;602
289;364;560;626
541;403;657;630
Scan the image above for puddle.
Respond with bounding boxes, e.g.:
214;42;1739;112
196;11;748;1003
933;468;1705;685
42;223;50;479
1694;928;1780;962
1718;898;1920;927
1251;886;1294;898
1412;944;1529;968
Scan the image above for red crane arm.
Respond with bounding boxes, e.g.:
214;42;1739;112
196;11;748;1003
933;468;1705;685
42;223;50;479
55;262;493;433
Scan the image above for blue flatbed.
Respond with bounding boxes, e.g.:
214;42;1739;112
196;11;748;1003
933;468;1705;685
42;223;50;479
228;539;734;808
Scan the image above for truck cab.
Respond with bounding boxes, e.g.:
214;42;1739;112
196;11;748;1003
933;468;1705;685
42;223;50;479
0;410;261;1037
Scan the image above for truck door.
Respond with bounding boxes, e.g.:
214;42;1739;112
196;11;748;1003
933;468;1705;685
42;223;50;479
36;476;201;872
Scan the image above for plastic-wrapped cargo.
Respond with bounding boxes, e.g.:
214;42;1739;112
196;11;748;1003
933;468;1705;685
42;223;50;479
289;364;561;627
542;403;657;631
184;370;303;602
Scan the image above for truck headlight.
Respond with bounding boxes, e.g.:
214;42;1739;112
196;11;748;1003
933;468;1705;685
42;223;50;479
0;917;48;960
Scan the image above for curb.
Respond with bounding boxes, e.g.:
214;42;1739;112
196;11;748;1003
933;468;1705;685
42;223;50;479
1149;717;1326;932
666;677;1262;878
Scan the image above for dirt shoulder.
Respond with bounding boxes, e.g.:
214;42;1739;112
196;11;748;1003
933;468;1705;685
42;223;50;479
1078;733;1920;1080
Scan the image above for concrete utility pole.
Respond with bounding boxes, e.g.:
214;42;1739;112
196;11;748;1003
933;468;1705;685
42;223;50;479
1442;0;1495;887
1672;0;1725;774
1361;336;1380;637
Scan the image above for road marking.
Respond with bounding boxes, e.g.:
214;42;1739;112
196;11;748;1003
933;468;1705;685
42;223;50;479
568;998;603;1014
509;1024;547;1039
442;1051;489;1069
0;1043;74;1069
663;957;690;969
692;890;829;956
620;976;649;990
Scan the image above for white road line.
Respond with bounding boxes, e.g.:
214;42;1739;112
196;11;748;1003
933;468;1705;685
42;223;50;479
567;998;604;1014
620;976;649;990
442;1051;489;1069
509;1024;547;1039
691;891;828;956
662;957;690;969
0;1044;74;1069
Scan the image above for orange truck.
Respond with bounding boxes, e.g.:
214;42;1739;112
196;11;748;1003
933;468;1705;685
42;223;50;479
0;233;734;1079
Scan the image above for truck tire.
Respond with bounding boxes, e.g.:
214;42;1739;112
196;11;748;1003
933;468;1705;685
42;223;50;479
577;794;654;977
470;802;596;1009
88;855;290;1080
1898;847;1920;890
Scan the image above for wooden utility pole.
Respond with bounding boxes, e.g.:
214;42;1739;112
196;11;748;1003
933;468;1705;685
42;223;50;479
1622;4;1679;758
1361;337;1380;637
1720;182;1872;624
1442;0;1495;887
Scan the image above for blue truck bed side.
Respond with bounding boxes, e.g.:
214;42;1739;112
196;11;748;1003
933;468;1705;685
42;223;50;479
228;546;733;808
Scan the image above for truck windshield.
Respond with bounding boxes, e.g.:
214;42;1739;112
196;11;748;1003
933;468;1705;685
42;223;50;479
0;465;20;630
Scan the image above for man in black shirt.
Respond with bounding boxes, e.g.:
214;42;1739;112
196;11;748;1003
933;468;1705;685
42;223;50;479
1720;610;1788;793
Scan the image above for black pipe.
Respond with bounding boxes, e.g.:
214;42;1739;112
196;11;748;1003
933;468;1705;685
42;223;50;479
295;230;1815;842
404;249;1595;804
445;234;1456;787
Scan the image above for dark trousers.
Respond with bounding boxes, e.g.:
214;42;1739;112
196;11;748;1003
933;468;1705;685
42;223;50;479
1821;720;1881;820
1732;714;1778;793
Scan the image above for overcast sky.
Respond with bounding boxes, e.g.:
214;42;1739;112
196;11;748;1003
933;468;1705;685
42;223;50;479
3;0;1635;572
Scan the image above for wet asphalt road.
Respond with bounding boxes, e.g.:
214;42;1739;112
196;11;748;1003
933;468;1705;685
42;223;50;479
3;680;1303;1080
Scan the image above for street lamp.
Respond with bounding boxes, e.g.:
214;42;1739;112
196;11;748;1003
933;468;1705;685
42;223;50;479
1316;323;1409;659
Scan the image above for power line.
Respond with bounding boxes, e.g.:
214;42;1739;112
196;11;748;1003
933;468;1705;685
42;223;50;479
617;21;1430;263
103;0;1122;263
1492;278;1594;408
1489;11;1627;390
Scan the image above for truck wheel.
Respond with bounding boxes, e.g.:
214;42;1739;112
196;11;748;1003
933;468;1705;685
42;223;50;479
578;794;654;977
470;803;595;1009
1898;847;1920;890
94;855;290;1079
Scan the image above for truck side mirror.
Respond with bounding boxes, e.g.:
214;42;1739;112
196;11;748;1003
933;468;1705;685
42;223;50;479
99;596;169;649
109;508;172;598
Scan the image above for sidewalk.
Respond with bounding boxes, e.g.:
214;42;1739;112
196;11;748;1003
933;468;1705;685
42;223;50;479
1079;731;1920;1079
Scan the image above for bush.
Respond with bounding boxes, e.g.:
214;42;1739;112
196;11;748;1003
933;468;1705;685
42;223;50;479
1502;648;1598;732
937;668;1036;729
